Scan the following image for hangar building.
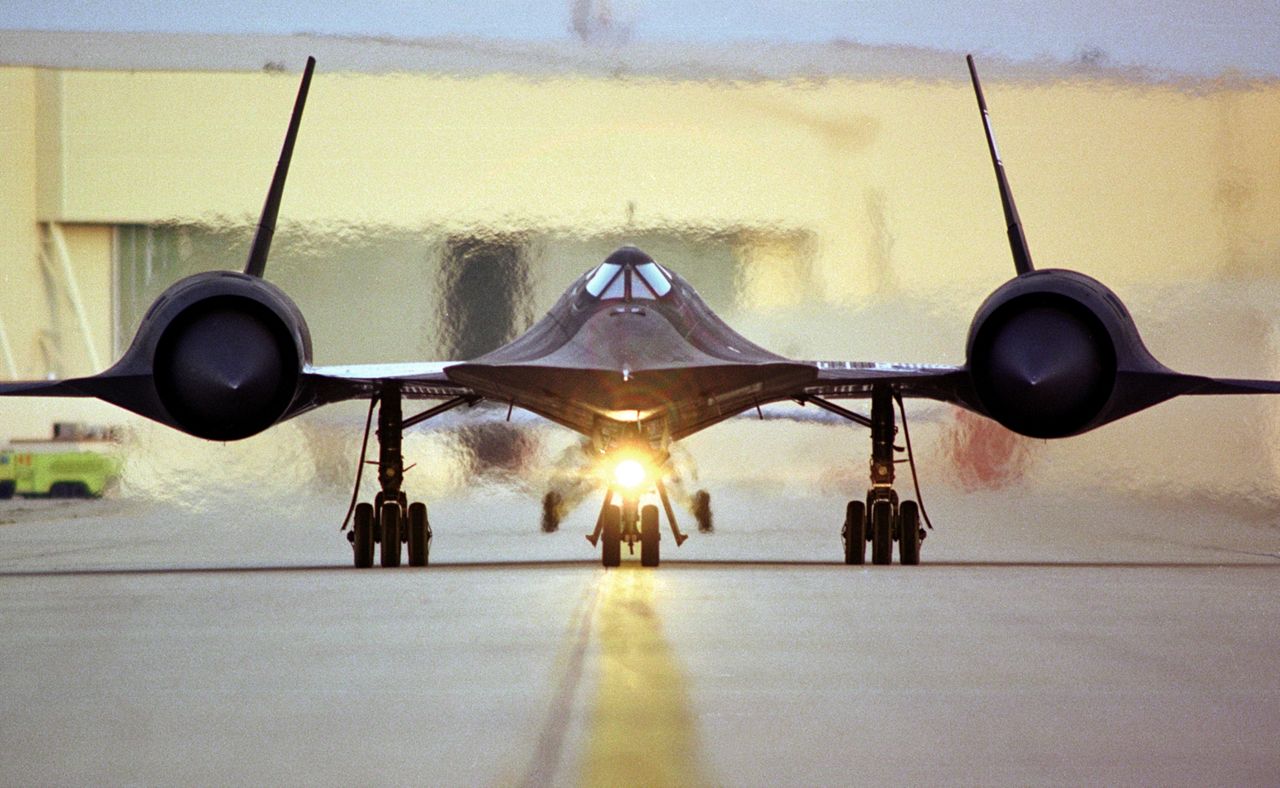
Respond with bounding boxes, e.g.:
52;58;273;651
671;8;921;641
2;31;1278;494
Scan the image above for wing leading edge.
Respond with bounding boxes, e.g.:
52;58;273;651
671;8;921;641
300;362;473;401
0;362;474;432
804;360;970;403
798;361;1280;425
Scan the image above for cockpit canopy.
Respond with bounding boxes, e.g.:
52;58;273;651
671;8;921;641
584;247;673;301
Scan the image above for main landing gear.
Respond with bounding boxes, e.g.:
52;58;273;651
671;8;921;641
586;479;688;568
838;385;926;566
347;384;438;568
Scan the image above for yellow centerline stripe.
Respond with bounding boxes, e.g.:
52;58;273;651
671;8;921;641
579;566;711;787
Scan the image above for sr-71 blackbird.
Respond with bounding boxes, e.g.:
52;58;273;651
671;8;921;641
4;56;1278;568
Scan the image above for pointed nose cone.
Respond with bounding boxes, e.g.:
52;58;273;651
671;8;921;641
169;310;285;407
603;246;654;267
155;303;296;440
994;334;1091;400
976;303;1115;437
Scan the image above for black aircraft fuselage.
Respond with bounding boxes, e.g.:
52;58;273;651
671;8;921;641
447;247;816;448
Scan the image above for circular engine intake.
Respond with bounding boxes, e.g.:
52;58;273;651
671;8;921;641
968;293;1116;439
153;295;301;441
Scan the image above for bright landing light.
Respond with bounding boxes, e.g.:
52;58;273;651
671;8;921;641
614;458;647;489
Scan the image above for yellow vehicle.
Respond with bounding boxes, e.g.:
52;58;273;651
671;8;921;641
0;449;120;499
0;423;121;499
0;451;13;499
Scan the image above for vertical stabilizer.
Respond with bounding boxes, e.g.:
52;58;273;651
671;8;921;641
244;56;315;278
967;54;1035;276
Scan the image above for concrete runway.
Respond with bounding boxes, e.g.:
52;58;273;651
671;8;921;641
2;488;1279;785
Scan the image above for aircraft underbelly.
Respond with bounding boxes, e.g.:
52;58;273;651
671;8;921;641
447;361;815;437
448;297;815;435
454;363;792;407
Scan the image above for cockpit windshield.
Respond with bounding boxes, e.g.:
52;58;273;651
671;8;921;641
585;263;621;296
635;262;672;296
583;249;673;301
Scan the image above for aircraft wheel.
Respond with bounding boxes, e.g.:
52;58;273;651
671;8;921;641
898;500;921;565
601;504;622;568
353;502;374;568
380;502;402;568
541;491;562;532
843;500;866;565
693;490;713;532
871;500;893;565
407;502;430;567
640;504;660;567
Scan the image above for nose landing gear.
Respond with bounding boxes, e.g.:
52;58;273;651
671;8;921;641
587;478;687;568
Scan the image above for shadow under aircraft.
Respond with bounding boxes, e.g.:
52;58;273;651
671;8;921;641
5;56;1279;568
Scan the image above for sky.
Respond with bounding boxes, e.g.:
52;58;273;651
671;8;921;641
1;0;1278;77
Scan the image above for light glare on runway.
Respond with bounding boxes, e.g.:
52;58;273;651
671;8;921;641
581;567;709;786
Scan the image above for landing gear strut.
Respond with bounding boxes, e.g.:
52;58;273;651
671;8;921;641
587;478;687;568
838;385;925;566
347;384;434;568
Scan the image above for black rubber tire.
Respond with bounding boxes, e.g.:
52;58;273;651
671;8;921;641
48;482;89;498
898;500;921;565
640;504;660;567
407;502;430;567
380;502;402;568
843;500;866;565
601;504;622;568
541;490;561;532
0;480;14;499
871;500;893;565
693;489;713;532
353;502;374;568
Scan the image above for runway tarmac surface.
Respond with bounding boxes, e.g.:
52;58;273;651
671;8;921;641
2;487;1278;785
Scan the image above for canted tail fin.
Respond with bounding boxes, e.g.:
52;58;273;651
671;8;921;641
244;56;315;278
967;54;1035;276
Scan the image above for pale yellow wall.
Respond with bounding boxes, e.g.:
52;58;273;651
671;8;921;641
39;70;1280;296
4;65;1279;367
0;68;41;379
52;224;113;374
4;67;1279;372
0;68;111;378
33;69;63;219
0;68;111;388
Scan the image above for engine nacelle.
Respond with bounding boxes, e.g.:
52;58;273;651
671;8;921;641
117;271;312;441
966;270;1135;439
